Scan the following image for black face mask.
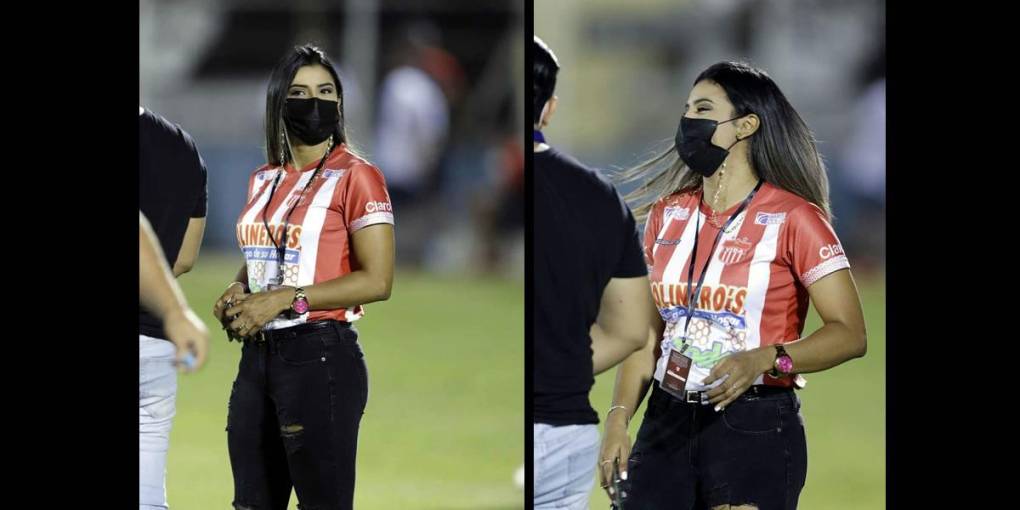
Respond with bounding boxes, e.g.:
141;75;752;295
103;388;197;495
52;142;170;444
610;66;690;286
284;98;339;145
675;116;744;177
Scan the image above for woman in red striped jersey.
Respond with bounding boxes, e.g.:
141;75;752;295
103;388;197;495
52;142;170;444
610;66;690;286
597;61;868;509
211;44;394;510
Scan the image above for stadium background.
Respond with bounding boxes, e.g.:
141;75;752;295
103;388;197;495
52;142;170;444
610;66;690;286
535;0;886;508
141;0;524;508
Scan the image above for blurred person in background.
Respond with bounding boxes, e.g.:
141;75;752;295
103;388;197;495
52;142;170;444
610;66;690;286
374;21;462;266
832;47;885;274
600;61;867;509
533;35;655;510
139;105;209;510
478;128;524;275
211;44;394;510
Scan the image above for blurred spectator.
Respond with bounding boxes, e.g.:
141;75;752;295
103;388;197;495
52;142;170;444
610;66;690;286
832;47;885;273
375;21;463;266
478;131;524;275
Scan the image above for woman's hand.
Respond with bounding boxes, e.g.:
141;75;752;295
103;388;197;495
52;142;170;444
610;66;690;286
598;414;632;499
213;282;247;324
703;348;773;410
213;282;248;341
225;288;293;338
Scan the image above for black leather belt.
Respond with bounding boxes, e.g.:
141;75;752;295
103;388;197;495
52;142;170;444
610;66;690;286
248;320;350;344
679;384;793;405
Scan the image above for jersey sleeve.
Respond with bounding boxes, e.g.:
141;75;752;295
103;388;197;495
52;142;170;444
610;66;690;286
642;199;664;271
784;203;851;287
342;163;394;233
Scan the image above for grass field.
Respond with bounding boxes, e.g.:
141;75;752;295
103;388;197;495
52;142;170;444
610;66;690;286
166;253;524;509
587;275;886;510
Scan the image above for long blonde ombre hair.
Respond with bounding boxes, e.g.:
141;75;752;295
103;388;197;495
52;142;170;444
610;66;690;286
620;61;831;224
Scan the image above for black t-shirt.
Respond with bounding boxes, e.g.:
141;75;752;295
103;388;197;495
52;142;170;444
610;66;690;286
534;147;647;425
139;108;208;340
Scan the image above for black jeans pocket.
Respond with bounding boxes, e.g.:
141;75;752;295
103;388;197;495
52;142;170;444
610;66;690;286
721;399;781;434
275;335;327;366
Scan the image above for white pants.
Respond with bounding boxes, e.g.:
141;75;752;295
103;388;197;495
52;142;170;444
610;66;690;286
533;423;600;510
139;335;177;510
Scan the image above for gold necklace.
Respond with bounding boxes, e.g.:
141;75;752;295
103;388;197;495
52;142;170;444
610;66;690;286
706;164;728;228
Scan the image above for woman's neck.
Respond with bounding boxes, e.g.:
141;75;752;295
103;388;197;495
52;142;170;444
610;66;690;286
289;139;333;170
702;155;758;213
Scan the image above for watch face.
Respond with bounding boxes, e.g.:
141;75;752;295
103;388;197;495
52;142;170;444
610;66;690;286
293;299;309;314
776;355;794;374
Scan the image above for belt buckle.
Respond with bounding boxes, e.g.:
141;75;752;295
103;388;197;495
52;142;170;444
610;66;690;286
685;391;709;405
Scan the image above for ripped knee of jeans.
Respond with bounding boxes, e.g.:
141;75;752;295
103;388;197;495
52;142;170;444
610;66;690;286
280;423;305;454
707;484;759;510
280;423;304;438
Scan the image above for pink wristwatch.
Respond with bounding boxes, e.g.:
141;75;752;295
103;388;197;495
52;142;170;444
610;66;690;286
770;344;794;377
291;287;309;315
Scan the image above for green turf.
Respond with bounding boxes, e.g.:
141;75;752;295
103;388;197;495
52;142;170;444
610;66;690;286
166;253;524;509
587;275;886;510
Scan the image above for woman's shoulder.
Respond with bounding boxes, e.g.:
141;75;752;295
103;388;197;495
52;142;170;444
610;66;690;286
757;183;830;231
331;145;384;176
759;183;824;214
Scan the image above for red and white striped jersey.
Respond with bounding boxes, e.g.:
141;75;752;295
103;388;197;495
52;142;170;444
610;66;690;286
236;144;393;329
645;182;849;390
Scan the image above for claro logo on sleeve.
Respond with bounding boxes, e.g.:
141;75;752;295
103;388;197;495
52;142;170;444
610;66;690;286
365;201;392;213
819;244;844;259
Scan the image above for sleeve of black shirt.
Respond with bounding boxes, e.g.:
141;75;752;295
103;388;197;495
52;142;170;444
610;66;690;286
613;191;648;278
191;151;208;218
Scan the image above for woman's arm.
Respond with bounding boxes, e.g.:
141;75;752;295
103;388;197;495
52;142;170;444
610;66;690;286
598;305;664;485
231;263;249;290
605;306;665;427
212;263;249;324
766;269;868;371
303;223;395;309
704;269;867;408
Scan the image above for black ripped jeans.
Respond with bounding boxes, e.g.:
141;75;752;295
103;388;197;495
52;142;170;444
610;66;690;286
226;320;368;510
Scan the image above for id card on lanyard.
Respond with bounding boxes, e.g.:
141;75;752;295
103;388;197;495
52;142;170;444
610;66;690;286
660;179;763;400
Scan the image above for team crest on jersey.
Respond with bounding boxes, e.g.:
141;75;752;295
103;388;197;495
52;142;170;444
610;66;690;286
755;212;787;225
718;237;752;264
664;206;690;221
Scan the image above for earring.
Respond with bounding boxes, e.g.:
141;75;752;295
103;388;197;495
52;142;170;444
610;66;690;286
278;132;287;166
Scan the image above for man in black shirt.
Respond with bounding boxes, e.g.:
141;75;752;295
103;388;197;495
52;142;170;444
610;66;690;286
532;36;655;509
139;106;209;510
